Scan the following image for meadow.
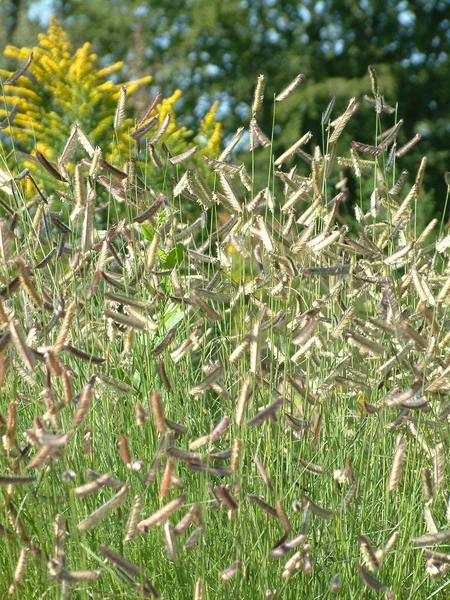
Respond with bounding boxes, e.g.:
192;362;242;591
1;37;450;599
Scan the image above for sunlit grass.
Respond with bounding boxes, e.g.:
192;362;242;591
1;66;450;600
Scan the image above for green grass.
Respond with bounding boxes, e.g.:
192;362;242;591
1;67;450;599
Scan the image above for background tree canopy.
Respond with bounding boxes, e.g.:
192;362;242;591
1;0;449;222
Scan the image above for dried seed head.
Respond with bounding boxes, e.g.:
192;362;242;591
247;396;286;427
356;564;386;591
210;416;230;442
413;529;450;547
388;434;407;492
144;434;168;485
424;505;438;535
82;429;92;456
118;435;132;466
422;467;434;502
135;403;148;426
282;550;302;578
163;521;177;561
216;485;238;515
158;358;172;392
301;494;333;520
220;560;243;580
329;97;359;144
99;544;159;596
160;458;176;500
380;531;400;558
114;85;127;130
229;336;251;363
17;259;42;307
275;499;291;533
322;95;336;126
13;546;29;584
169;145;199;166
9;320;35;372
414;156;427;194
26;445;59;470
360;535;380;571
138;494;186;532
397;133;422;158
368;65;379;96
253;456;272;489
150;112;171;145
7;400;16;438
77;484;129;531
73;473;112;498
4;51;33;85
194;578;203;600
275;74;305;102
150;389;166;433
252;75;265;115
275;132;313;166
184;526;202;550
249;119;271;149
72;379;95;428
189;364;223;397
434;443;445;490
124;494;143;543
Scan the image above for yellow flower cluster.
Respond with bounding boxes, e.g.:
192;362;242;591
197;100;222;158
153;90;192;155
0;18;151;162
0;17;222;196
150;92;221;159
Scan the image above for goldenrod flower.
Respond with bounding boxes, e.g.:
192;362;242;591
0;18;151;162
0;17;222;198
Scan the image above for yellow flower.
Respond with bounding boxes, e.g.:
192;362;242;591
0;17;222;200
0;17;151;164
204;122;222;157
196;101;222;158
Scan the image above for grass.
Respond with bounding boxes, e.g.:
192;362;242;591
1;66;450;599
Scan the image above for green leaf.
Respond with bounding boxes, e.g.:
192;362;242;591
140;224;155;242
160;243;185;270
132;370;141;389
161;303;185;329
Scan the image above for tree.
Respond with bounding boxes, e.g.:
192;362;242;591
0;0;42;50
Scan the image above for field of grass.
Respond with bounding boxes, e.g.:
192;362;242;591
1;65;450;599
